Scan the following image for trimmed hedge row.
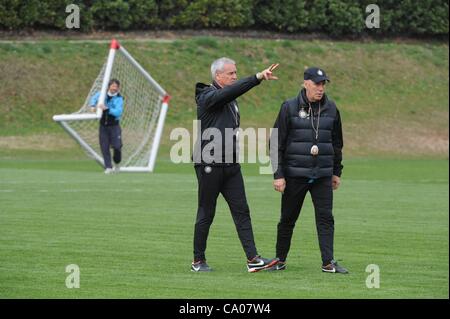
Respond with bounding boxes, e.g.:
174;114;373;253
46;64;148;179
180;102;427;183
0;0;448;36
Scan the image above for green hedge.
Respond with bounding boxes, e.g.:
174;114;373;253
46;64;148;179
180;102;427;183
0;0;448;36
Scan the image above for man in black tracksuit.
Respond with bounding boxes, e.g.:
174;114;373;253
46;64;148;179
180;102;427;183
269;67;348;274
191;58;279;273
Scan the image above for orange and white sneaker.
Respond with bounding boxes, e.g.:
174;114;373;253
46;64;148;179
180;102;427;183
247;256;278;273
267;258;287;271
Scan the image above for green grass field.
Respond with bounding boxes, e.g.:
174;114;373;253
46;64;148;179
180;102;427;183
0;36;448;299
0;157;448;298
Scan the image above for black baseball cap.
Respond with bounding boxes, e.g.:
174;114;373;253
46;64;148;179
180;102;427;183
304;67;330;83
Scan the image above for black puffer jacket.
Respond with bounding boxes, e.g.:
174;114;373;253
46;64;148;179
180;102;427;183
271;88;343;179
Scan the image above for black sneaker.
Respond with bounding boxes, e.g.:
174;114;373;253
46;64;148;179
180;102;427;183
267;259;287;271
322;260;348;274
191;260;212;272
247;256;278;273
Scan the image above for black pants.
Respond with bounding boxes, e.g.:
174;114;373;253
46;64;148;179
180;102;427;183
193;164;258;261
99;125;122;169
276;176;335;265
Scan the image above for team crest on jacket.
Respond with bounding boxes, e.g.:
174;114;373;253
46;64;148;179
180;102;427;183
299;107;308;119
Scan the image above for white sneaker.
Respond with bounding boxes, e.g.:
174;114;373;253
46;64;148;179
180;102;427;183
114;165;120;173
104;168;114;174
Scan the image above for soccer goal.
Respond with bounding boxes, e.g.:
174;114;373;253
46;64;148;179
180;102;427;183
53;39;169;172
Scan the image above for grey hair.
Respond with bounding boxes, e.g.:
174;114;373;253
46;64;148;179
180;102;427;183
210;57;236;80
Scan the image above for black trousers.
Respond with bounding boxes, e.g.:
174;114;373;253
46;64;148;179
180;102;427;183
99;125;122;169
193;164;258;261
276;176;335;265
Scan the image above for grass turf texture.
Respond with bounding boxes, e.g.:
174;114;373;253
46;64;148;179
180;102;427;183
0;157;448;298
0;36;448;299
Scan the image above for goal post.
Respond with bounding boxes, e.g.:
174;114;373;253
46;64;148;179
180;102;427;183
53;39;169;172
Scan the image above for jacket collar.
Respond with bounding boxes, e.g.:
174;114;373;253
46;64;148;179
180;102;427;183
212;81;222;89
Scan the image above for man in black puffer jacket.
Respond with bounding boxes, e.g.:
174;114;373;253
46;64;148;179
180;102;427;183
269;67;348;274
191;57;279;273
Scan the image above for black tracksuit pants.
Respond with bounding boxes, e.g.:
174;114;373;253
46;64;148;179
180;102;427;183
99;124;122;169
276;176;335;266
193;164;258;261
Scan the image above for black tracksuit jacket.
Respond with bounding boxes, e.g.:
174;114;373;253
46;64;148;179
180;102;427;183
193;75;261;165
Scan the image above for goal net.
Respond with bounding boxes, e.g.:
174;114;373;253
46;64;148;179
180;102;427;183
53;39;169;172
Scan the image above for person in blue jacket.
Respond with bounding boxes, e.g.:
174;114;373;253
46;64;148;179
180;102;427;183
89;78;124;174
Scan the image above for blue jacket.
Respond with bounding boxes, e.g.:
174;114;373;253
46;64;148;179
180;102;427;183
89;91;124;120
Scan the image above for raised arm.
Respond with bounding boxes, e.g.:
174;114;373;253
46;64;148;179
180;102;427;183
89;91;100;108
198;64;279;111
